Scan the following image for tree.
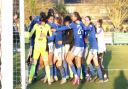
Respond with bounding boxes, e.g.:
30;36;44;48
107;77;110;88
25;0;54;24
30;0;36;15
53;4;68;17
106;0;128;29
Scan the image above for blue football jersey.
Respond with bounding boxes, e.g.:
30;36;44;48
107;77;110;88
54;24;64;48
57;21;85;47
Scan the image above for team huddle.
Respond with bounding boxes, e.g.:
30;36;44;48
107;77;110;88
27;9;109;85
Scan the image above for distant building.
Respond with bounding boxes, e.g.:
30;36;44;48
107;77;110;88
51;0;115;20
63;0;115;20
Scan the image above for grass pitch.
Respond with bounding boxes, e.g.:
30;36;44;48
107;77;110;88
15;45;128;89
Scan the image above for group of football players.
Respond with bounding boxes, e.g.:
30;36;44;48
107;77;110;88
27;9;109;85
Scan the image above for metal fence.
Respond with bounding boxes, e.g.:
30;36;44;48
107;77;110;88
104;32;128;45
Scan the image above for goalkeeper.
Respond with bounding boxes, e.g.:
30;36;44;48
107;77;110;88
28;12;52;85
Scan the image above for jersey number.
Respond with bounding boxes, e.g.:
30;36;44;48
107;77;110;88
78;28;83;34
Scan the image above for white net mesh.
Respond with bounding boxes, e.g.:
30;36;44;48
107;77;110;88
13;25;22;89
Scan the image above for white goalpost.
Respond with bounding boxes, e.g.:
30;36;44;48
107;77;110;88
1;0;26;89
19;0;26;89
1;0;13;89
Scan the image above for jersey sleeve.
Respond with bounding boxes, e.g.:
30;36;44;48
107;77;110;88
56;22;75;31
57;26;70;31
29;20;36;32
80;22;90;31
29;24;36;38
47;24;52;36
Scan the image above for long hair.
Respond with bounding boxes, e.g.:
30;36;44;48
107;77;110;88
55;17;62;25
73;12;82;21
97;19;103;28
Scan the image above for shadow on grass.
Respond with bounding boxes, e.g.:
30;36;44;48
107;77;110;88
103;50;112;77
114;70;128;89
103;50;112;69
76;80;85;89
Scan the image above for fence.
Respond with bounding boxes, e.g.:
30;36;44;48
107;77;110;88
104;32;128;45
25;32;128;45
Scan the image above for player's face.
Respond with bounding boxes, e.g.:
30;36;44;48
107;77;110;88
64;21;70;26
96;22;100;28
48;16;54;23
85;17;90;25
54;19;58;24
71;14;77;22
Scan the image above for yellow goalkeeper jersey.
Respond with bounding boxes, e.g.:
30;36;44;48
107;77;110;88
30;22;52;47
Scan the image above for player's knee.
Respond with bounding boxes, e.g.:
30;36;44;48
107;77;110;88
86;60;90;66
44;60;49;66
56;61;62;67
94;62;99;68
76;63;81;68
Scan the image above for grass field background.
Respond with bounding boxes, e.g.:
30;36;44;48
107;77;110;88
14;45;128;89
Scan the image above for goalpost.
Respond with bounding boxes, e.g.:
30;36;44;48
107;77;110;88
1;0;13;89
19;0;26;89
1;0;26;89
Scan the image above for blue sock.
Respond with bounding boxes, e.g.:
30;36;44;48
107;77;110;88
77;67;81;78
82;64;86;77
53;64;57;76
50;65;53;76
89;64;95;76
62;66;66;78
71;64;77;75
97;66;103;80
34;60;39;77
63;60;69;77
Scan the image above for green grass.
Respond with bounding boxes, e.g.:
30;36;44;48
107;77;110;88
14;45;128;89
13;52;21;89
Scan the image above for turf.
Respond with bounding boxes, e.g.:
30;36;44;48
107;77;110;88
26;45;128;89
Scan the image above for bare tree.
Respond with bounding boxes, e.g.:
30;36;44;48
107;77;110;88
106;0;128;29
25;0;54;24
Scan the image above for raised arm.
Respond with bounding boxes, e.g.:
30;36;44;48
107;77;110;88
80;22;90;31
29;24;36;38
29;20;36;32
57;25;71;31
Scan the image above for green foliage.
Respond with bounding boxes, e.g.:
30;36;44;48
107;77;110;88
54;4;68;17
106;0;128;30
30;0;36;15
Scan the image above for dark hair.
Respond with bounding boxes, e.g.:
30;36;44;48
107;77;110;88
40;12;47;22
97;19;103;27
64;16;72;23
55;17;62;25
73;12;81;21
85;16;91;21
47;15;54;20
29;16;33;21
48;8;54;16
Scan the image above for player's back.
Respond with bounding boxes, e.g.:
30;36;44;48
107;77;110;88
55;25;64;48
69;22;85;47
88;24;98;49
